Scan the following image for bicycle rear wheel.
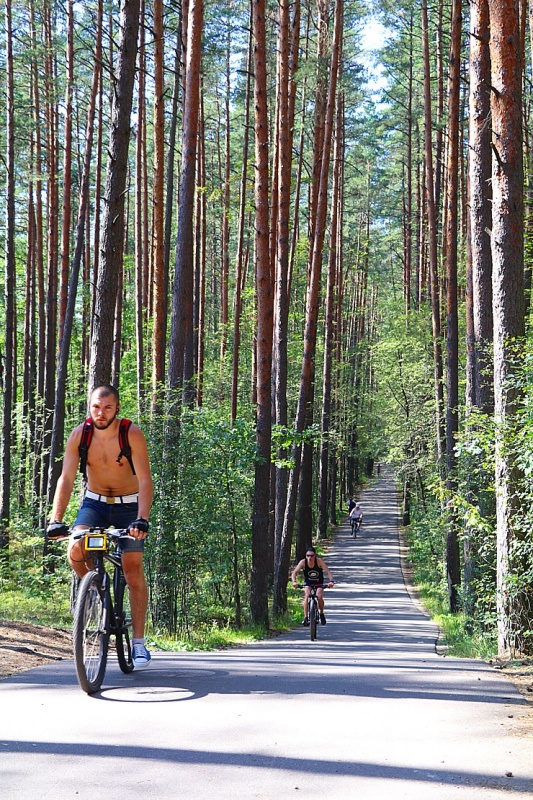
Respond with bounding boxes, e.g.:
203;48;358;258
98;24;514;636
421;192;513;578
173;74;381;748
113;567;134;674
73;571;109;693
309;596;317;641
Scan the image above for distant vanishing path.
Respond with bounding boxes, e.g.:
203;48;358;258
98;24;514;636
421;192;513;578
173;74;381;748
1;465;532;799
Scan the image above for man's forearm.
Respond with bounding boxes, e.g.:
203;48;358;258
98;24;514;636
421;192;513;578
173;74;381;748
50;477;74;521
137;477;153;521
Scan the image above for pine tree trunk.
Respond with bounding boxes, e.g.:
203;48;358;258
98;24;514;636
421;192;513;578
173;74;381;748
41;0;60;504
422;0;445;469
231;24;252;423
1;0;16;552
275;0;342;615
196;95;207;407
135;0;146;407
158;21;183;412
168;0;203;404
151;0;166;409
464;0;493;615
29;0;46;506
250;0;273;627
58;0;74;348
47;0;103;507
272;0;294;570
89;0;140;390
219;25;231;361
318;94;343;539
488;0;528;656
444;0;462;613
470;0;493;413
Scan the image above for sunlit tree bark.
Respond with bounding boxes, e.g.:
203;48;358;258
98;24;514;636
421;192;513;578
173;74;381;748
488;0;528;656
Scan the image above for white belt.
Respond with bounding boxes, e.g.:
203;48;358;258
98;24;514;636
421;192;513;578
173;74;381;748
85;490;138;505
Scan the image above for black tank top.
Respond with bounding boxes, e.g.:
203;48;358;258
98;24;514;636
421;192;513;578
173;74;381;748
304;560;323;585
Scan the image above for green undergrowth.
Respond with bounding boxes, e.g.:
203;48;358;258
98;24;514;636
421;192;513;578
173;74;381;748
146;592;303;651
0;587;72;630
410;580;497;659
0;583;304;650
401;506;499;662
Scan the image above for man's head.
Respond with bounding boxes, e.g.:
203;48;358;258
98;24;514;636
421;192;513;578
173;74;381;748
89;385;120;430
356;504;360;509
306;547;317;561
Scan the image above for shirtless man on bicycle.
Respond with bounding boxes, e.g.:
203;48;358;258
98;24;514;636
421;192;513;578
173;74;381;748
46;385;153;670
291;547;334;626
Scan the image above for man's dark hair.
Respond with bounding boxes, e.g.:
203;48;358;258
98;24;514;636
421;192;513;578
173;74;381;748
91;384;120;403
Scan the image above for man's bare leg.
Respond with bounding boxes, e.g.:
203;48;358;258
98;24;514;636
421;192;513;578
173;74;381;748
121;551;148;640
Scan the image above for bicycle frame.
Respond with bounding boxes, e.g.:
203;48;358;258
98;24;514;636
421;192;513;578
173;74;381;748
297;584;326;641
71;528;134;693
307;585;321;641
350;515;362;537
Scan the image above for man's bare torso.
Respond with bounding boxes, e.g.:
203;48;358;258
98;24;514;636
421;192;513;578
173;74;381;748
82;422;139;497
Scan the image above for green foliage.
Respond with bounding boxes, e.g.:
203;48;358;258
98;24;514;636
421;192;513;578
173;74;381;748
146;407;256;635
373;298;437;476
405;501;446;589
271;423;321;468
403;499;499;659
0;519;72;626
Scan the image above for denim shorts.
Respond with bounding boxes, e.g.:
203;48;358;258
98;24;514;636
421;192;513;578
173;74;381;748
74;496;144;553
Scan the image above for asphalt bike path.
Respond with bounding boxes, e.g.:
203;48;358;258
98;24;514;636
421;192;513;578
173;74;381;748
1;466;532;799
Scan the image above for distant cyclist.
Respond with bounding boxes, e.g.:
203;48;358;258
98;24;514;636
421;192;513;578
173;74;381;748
349;503;363;536
291;547;334;626
347;496;356;514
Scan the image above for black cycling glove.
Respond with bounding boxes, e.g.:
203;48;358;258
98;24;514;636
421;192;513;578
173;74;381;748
46;521;69;539
128;517;149;534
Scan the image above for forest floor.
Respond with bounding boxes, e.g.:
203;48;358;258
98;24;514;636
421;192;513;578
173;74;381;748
0;620;72;679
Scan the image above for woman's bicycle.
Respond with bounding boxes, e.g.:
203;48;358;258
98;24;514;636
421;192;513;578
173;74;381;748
297;584;330;641
68;527;134;693
350;516;362;537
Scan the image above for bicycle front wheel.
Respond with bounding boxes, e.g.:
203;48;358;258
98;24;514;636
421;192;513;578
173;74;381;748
309;596;317;641
73;571;109;694
114;567;134;674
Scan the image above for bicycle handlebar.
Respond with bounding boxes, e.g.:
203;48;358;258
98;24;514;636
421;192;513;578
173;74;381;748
71;527;134;541
294;583;334;590
49;526;135;542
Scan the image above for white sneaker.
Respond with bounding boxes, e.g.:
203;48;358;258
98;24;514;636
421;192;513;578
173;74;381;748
132;643;151;669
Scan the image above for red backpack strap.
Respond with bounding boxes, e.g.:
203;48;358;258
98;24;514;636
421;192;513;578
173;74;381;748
78;417;93;481
117;418;136;475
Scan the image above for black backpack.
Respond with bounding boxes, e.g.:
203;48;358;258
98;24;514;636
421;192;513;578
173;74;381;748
78;417;136;481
